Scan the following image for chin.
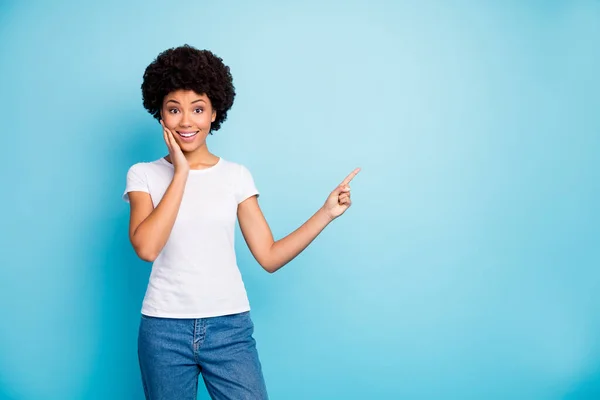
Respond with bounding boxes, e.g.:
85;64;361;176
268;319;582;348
180;141;206;151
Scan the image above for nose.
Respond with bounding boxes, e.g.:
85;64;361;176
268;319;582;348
179;111;192;127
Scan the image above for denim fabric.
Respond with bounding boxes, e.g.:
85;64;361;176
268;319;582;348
138;311;268;399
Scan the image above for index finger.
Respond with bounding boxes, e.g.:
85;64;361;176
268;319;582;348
341;167;361;186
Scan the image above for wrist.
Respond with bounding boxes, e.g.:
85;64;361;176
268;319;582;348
173;170;189;180
317;207;335;224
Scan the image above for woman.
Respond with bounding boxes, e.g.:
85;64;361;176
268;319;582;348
123;44;359;400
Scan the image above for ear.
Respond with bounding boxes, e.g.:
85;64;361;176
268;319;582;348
211;110;216;123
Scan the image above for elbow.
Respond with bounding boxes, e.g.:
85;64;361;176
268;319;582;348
260;260;283;274
259;259;277;274
258;245;285;273
264;266;277;274
132;241;159;263
138;252;157;263
136;247;158;263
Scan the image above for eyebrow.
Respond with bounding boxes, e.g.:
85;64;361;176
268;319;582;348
166;99;206;105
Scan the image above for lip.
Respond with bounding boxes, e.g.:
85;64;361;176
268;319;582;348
176;130;199;142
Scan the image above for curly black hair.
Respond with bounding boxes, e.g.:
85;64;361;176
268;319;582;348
141;45;235;133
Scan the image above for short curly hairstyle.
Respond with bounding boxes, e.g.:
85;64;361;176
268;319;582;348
141;45;236;133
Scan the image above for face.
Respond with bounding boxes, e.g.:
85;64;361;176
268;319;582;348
160;89;217;152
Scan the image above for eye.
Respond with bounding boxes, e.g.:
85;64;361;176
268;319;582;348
194;108;204;114
169;108;179;114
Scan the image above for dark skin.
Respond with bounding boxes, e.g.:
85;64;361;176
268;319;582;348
128;89;360;271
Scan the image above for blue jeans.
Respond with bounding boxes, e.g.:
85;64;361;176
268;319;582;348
138;311;269;399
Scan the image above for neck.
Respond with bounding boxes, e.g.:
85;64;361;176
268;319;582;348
166;144;219;169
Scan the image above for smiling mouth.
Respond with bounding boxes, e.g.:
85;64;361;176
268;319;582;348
177;131;199;139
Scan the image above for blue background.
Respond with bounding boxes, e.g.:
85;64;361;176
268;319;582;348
1;1;599;399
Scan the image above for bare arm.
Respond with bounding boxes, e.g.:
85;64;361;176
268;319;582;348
128;172;187;262
238;168;360;273
127;122;191;262
237;197;332;273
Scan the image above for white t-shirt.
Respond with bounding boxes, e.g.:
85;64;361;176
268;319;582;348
122;157;259;318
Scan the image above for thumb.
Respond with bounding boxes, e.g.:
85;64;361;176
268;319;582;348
333;184;350;195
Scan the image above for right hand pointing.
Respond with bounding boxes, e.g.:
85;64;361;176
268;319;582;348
161;120;190;175
321;167;361;220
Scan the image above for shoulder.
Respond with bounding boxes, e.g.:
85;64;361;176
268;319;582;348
218;157;243;169
217;158;253;175
217;159;259;201
125;159;174;189
126;158;169;175
126;162;145;174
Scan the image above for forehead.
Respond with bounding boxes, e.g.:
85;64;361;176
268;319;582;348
163;89;211;104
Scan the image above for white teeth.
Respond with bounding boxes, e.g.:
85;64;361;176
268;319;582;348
179;132;198;138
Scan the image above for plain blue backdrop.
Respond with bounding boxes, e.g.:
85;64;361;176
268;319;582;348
1;1;599;399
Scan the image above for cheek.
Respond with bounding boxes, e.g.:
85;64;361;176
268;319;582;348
162;112;178;128
197;113;214;127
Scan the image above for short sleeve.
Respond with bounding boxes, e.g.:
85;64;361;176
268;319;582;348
122;163;149;203
235;164;259;204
